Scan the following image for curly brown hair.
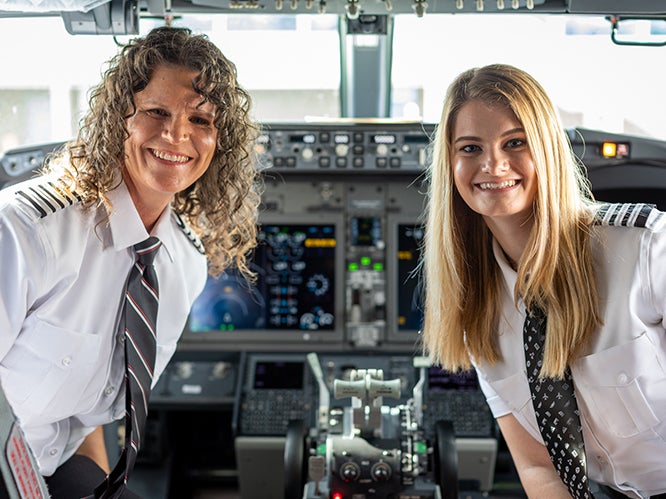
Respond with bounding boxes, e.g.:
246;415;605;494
46;26;262;278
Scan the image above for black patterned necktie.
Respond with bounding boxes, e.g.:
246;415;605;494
523;305;594;499
94;237;162;499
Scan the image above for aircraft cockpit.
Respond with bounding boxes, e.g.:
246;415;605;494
1;1;666;498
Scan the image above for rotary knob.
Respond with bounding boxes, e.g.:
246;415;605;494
339;461;361;482
335;143;349;157
175;361;194;379
302;147;314;161
371;461;392;482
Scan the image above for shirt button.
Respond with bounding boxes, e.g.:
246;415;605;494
117;333;125;344
617;372;628;384
49;448;58;456
61;356;72;367
104;386;115;396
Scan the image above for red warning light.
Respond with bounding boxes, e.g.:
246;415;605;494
616;142;630;158
332;493;343;499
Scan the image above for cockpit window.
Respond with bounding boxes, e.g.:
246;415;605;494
0;14;341;156
2;11;665;157
392;14;666;141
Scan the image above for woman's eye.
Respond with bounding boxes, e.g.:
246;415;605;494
506;138;525;148
191;116;212;126
147;108;168;117
461;144;480;153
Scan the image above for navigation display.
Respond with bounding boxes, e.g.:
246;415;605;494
188;223;337;334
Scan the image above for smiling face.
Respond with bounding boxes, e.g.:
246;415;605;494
123;64;218;227
451;100;538;230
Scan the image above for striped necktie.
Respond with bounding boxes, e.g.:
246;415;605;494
523;305;594;499
95;237;162;499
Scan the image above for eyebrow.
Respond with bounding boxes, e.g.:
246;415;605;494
193;106;216;118
194;99;216;117
453;127;525;144
140;98;216;118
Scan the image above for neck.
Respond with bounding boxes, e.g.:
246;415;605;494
484;213;534;270
121;173;170;233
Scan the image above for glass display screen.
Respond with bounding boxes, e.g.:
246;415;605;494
188;223;336;333
253;361;305;390
396;223;424;331
350;216;382;247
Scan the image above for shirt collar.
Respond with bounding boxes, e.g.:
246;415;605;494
106;180;176;263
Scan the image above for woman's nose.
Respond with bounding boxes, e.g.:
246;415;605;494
163;115;190;143
480;150;510;175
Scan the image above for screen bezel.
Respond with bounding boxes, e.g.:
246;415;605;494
386;214;424;345
182;212;346;346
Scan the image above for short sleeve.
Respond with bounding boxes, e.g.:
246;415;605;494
0;207;47;360
474;365;512;418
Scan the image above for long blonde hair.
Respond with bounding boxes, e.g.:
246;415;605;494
421;64;602;378
44;27;262;278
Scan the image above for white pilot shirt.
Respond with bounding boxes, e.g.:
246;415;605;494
0;175;207;476
473;204;666;499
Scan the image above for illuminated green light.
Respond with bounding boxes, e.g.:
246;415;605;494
360;256;371;266
348;262;359;271
373;262;383;271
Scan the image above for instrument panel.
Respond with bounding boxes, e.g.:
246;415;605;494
3;121;666;498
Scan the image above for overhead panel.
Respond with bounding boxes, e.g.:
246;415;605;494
182;0;550;16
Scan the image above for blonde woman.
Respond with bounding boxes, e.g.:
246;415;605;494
421;64;665;499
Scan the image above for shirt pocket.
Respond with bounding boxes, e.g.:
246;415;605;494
572;332;664;438
1;318;101;425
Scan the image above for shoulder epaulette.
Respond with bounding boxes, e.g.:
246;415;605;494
595;202;661;228
173;213;205;255
14;179;82;219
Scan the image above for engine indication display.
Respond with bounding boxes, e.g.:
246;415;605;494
396;224;424;332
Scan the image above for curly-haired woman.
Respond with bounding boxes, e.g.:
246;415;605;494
0;26;261;498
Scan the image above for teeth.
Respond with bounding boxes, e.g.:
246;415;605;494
479;180;516;190
152;149;189;163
